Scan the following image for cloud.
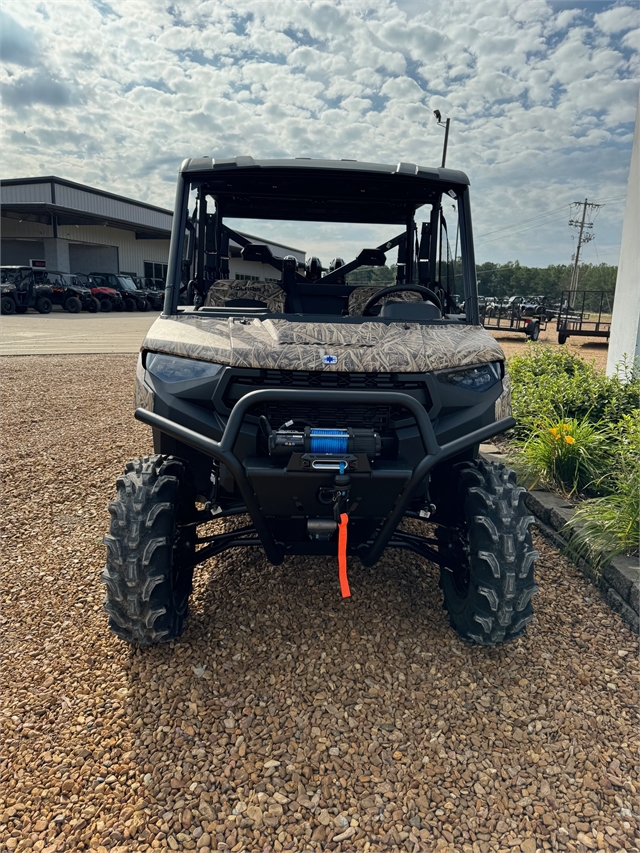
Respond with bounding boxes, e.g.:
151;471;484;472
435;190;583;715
0;0;635;266
1;70;74;109
594;5;637;34
0;9;40;66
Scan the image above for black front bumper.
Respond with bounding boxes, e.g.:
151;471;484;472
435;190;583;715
135;388;514;567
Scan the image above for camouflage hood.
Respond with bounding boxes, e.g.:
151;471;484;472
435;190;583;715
143;314;505;372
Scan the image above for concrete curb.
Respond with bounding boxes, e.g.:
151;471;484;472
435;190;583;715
480;445;639;633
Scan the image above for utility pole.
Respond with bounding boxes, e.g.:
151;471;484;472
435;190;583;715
568;198;601;307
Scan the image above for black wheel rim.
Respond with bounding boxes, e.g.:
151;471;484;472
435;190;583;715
448;525;471;599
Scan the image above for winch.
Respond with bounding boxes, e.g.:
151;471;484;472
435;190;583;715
269;426;381;458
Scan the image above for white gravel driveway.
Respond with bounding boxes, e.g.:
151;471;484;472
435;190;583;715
1;355;638;853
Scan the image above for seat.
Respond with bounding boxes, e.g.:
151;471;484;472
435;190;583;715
348;286;423;316
204;280;285;313
380;300;441;320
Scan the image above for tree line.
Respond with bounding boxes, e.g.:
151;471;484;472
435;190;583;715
348;261;618;310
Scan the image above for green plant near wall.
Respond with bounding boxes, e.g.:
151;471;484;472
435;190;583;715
513;414;611;496
566;414;640;565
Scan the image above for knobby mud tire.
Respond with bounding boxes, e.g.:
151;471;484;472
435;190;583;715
102;455;196;645
437;459;539;645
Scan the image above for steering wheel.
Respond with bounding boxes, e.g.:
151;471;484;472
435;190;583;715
362;284;442;316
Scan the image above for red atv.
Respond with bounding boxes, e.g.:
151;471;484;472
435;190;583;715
75;274;124;312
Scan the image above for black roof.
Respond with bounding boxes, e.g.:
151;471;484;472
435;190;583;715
180;157;470;224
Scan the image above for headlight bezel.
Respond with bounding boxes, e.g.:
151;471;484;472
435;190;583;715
437;361;503;393
145;352;224;384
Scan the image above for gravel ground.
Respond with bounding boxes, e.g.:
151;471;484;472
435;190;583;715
1;355;638;853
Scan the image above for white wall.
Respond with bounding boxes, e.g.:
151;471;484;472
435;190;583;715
607;91;640;376
1;216;170;276
230;257;282;281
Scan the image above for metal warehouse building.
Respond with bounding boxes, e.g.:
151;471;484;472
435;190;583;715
0;176;304;280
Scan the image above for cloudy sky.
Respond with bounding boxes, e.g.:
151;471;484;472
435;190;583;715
1;0;638;267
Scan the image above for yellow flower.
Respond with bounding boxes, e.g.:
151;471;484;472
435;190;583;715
563;423;570;431
564;435;575;445
549;427;560;437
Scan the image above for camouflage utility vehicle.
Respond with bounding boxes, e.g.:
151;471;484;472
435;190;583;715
103;157;538;646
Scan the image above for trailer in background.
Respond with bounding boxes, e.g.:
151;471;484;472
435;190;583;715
480;304;546;340
556;290;612;345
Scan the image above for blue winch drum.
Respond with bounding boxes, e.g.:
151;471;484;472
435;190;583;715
309;428;349;455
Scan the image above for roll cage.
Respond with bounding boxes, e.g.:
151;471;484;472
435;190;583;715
163;157;480;324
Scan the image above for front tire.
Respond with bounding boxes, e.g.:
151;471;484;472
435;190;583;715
1;296;16;315
102;455;196;645
99;298;112;312
36;297;52;314
86;297;100;313
437;460;539;645
64;296;82;313
123;297;136;312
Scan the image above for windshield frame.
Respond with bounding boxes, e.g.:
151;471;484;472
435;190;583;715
163;171;479;323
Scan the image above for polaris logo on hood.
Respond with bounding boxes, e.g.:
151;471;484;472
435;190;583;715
322;355;338;364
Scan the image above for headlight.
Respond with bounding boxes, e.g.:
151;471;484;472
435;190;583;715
146;353;223;383
438;362;502;392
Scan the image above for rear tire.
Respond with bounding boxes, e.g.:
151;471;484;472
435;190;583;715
87;297;100;313
102;455;196;645
1;296;16;315
437;459;539;645
99;298;112;312
124;297;136;311
36;297;52;314
64;296;82;313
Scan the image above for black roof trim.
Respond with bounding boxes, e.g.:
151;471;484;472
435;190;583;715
1;176;173;216
179;157;469;225
180;156;470;186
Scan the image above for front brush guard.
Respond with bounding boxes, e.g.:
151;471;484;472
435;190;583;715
135;389;515;567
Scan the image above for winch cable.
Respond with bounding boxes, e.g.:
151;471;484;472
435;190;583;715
338;513;351;598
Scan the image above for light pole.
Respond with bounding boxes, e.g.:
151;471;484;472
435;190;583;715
433;110;450;168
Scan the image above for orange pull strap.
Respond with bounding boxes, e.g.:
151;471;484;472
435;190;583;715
338;513;351;598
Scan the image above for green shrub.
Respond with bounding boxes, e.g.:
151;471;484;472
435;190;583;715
566;465;639;566
513;414;611;496
507;348;640;437
507;349;640;562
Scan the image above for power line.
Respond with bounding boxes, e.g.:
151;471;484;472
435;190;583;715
475;196;624;244
475;204;570;239
476;213;569;246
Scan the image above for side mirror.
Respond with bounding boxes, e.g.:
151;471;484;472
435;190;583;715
356;249;386;267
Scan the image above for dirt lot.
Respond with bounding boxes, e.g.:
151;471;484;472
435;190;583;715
490;327;609;373
1;355;638;853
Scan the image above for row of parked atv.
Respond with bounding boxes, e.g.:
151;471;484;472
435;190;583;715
0;267;165;315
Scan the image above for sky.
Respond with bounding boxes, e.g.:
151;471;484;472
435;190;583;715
1;0;638;267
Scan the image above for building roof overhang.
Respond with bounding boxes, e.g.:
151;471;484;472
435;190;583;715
1;204;169;240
